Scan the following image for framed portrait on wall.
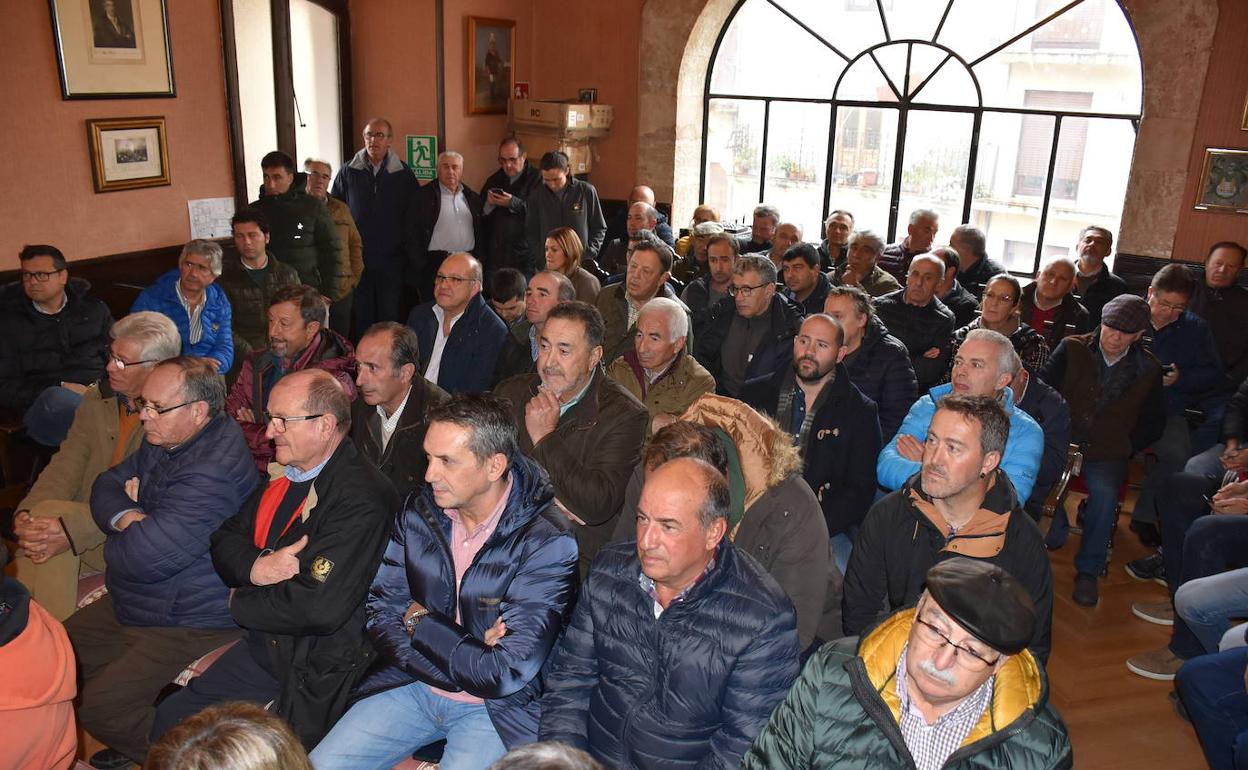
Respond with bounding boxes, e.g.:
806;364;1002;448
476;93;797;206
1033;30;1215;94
86;116;170;192
1194;148;1248;214
49;0;176;99
467;16;514;115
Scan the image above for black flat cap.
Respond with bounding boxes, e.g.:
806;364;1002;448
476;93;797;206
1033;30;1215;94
925;557;1035;656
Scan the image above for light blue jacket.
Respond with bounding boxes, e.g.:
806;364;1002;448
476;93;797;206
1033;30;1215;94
131;269;234;371
876;382;1043;501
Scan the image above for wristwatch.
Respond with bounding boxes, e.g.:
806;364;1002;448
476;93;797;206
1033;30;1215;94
403;608;430;636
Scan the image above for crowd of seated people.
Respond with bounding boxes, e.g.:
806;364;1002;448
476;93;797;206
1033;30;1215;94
5;118;1248;770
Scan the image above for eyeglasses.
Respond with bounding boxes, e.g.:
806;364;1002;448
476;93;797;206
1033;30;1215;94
263;412;324;432
913;614;1000;671
983;290;1016;304
364;131;389;139
109;354;157;370
728;282;769;298
20;268;65;283
434;274;478;286
1153;297;1187;313
135;398;195;417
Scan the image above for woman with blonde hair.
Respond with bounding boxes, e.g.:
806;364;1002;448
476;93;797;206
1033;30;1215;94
544;226;601;303
145;702;311;770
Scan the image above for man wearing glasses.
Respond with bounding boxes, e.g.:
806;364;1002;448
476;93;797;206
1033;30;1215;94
407;252;507;394
10;311;180;621
0;244;113;446
743;558;1071;770
65;356;259;767
693;254;804;399
481;137;542;277
843;394;1054;664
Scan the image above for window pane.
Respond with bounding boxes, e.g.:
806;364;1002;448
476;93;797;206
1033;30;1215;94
233;0;277;199
1041;118;1135;269
704;99;766;225
880;0;949;42
291;0;341;168
830;106;898;234
779;0;886;62
762;102;832;237
837;54;898;102
971;112;1045;273
896;110;974;243
711;0;844;99
909;50;978;107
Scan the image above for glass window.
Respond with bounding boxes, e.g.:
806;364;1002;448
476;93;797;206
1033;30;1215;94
763;101;832;237
233;0;277;199
704;99;766;230
290;0;342;168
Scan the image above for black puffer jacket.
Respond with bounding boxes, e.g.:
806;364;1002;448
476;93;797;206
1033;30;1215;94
539;541;801;770
252;173;340;296
694;294;804;398
481;163;543;275
215;254;301;357
0;278;112;412
873;289;956;392
843;316;918;441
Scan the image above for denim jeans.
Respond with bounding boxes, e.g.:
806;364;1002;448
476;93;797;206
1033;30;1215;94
310;681;507;770
23;385;83;447
1177;567;1248;656
1188;443;1230;480
831;531;855;577
1177;647;1248;770
1171;515;1248;660
1073;459;1127;576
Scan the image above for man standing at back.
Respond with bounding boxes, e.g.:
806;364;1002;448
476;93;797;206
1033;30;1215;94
481;138;542;277
251;150;339;298
1071;225;1128;327
215;208;301;360
332;118;418;329
408;151;486;302
304;157;364;337
526;151;607;271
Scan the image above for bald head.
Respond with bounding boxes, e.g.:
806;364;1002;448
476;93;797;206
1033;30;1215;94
794;313;846;383
629;185;657;207
904;254;946;307
267;369;350;470
434;252;483;315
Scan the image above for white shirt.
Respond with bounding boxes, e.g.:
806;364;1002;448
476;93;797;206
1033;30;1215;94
376;385;413;452
425;304;464;384
428;184;476;253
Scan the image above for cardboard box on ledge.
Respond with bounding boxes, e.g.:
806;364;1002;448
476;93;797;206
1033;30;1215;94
510;99;613;138
513;132;593;175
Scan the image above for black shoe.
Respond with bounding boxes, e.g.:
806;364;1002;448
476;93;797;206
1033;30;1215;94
1073;573;1099;607
1125;552;1167;586
1130;520;1163;549
90;748;136;769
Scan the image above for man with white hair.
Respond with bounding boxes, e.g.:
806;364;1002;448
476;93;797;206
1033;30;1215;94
10;311;181;620
408;150;486;302
765;222;804;276
131;239;234;372
737;204;781;255
606;296;716;431
879;208;939;281
830;229;902;298
877;328;1043;502
745;558;1070;770
1018;257;1090;351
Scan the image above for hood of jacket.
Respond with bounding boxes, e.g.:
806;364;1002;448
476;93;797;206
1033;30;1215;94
416;450;558;548
899;467;1021;559
346;148;405;174
680;394;802;509
256;170;310;200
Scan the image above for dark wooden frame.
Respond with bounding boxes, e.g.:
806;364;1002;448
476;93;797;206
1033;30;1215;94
466;16;514;116
49;0;176;99
1194;148;1248;214
86;115;171;192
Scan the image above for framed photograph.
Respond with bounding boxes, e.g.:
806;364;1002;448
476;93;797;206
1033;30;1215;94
1194;148;1248;214
467;16;514;115
86;116;170;192
578;88;598;104
49;0;175;99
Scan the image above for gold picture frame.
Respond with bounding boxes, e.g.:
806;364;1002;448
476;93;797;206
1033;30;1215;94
467;16;514;115
1194;148;1248;214
86;116;171;193
49;0;175;99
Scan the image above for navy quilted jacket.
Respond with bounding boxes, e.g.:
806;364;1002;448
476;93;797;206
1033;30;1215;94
355;453;579;748
539;541;801;770
90;412;260;628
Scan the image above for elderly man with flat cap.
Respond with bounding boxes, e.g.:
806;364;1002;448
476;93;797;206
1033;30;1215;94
743;558;1072;770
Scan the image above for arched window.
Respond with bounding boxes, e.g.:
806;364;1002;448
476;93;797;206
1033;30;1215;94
700;0;1142;274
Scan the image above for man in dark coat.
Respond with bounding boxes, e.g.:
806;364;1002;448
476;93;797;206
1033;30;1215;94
873;253;957;392
934;246;980;328
481;138;543;277
878;208;938;281
540;457;801;770
1071;226;1129;327
694;255;804;399
251;150;339;297
311;393;579;767
781;243;832;316
494;301;648;572
351;322;449;500
949;224;1008;299
1010;366;1072;515
332;118;419;330
843;394;1055;664
1189;241;1248;392
525;151;607;268
1019;257;1090;351
216;207;301;359
66;358;259;764
152;369;398;749
0;244;112;446
407;253;507;394
407;151;487;302
602;185;676;249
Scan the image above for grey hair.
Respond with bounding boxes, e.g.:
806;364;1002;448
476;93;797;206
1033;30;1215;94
692;221;725;237
963;328;1022;380
486;742;604;770
825;209;854;227
427;393;518;464
753;204;780;226
182;239;224;277
303;157;332;173
952;224;987;259
536;270;577;302
112;311;181;363
639;297;689;342
1078;225;1114;248
363;321;420;375
935;393;1010;457
848;229;885;256
301;370;351;435
909;208;939;225
632;202;659;224
160;356;226;417
438;151;464;165
735;254;778;284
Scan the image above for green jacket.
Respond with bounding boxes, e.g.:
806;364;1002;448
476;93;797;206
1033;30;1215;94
251;173;340;296
216;254;301;359
742;608;1072;770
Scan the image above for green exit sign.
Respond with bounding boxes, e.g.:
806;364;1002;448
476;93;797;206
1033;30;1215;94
406;135;437;180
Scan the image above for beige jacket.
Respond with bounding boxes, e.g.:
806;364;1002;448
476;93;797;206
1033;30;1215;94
326;196;364;300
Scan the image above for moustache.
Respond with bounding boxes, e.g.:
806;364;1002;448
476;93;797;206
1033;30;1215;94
919;657;957;686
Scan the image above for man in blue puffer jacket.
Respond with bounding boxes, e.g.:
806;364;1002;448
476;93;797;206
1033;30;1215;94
131;239;234;372
64;357;259;765
877;329;1043;502
312;393;579;769
539;457;801;770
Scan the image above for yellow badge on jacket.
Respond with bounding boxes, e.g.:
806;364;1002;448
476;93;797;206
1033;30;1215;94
310;555;334;583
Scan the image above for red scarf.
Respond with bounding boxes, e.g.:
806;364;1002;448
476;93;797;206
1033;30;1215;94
252;476;307;548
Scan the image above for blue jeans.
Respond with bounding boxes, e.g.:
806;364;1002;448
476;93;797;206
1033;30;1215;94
831;531;855;577
1171;516;1248;660
1073;459;1127;576
310;681;506;770
1177;567;1248;656
1177;647;1248;770
1188;443;1229;480
23;385;83;447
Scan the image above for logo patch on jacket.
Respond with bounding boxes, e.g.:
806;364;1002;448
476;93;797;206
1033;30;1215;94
571;201;583;212
310;556;334;582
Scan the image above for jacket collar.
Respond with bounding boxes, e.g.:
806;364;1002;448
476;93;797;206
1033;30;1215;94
347;148;404;174
417;451;557;543
901;468;1020;559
